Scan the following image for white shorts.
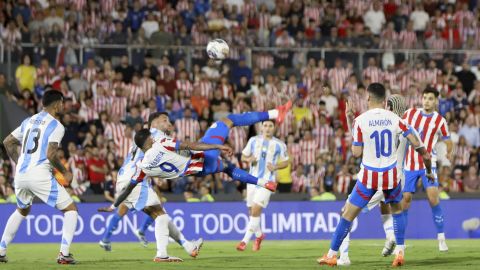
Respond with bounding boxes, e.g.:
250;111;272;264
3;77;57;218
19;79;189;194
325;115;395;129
117;179;162;212
246;184;272;208
14;173;73;210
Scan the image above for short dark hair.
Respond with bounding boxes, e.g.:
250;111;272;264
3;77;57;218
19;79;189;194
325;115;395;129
42;90;64;107
367;83;386;101
147;112;169;128
134;128;151;149
262;119;275;125
422;86;439;98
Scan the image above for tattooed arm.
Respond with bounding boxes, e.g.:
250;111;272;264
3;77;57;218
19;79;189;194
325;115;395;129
2;134;21;164
47;142;73;183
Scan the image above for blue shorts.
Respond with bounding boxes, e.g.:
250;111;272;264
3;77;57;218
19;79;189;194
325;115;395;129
403;168;438;193
197;121;229;176
349;181;403;209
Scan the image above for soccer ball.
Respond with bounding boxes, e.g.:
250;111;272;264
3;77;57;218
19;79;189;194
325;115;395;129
206;39;229;60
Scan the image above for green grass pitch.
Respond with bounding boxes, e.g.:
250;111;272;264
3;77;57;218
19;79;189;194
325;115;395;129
1;239;479;269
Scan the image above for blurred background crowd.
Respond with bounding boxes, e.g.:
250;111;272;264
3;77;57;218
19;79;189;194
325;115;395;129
1;0;480;204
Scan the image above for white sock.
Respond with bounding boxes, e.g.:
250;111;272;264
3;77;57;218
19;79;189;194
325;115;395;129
339;232;350;258
394;244;405;255
60;211;78;255
438;232;446;240
168;220;192;253
267;109;278;119
252;216;262;238
242;216;257;244
0;211;26;256
155;215;170;258
381;214;395;241
327;249;338;258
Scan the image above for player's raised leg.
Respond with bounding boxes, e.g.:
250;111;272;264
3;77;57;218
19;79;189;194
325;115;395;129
99;203;130;251
224;100;292;127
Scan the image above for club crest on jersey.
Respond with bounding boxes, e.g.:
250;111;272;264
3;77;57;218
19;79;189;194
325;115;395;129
369;119;393;127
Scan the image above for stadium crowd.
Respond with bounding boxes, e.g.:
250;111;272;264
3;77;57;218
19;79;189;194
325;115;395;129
1;0;480;203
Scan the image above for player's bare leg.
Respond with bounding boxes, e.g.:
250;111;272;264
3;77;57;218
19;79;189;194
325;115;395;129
318;201;362;266
143;205;183;262
99;203;130;251
380;202;396;256
57;203;79;265
390;202;406;267
0;207;31;263
426;187;448;251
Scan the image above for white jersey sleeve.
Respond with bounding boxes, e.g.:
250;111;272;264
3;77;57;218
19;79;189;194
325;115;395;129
242;137;255;156
49;124;65;144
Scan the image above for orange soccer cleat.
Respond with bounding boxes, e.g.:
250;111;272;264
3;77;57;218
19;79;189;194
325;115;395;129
252;234;266;251
276;100;293;125
236;241;246;251
317;254;337;266
264;181;277;192
392;250;405;267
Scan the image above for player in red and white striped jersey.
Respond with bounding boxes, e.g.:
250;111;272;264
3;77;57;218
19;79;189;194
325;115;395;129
402;86;453;252
318;83;432;267
174;108;200;142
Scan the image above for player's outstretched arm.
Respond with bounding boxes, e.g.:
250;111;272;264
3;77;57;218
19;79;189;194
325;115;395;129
3;134;21;164
98;181;138;212
179;141;233;156
47;142;73;183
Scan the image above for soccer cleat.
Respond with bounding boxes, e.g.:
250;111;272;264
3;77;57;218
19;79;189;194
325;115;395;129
57;253;77;265
236;241;246;251
0;255;7;263
252;234;266;251
153;256;183;262
134;230;148;247
264;181;277;192
438;239;448;252
382;239;396;257
99;240;112;252
275;100;293;125
392;250;404;267
189;238;204;258
337;256;351;266
317;254;337;266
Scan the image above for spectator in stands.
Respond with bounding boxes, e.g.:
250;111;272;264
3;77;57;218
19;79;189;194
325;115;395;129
184;191;200;202
363;1;386;35
200;186;215;202
86;147;108;194
464;166;480;192
104;171;116;203
459;115;480;148
231;56;252;85
15;54;36;92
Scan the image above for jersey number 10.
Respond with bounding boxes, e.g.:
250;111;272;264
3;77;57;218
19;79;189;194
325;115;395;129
370;129;392;158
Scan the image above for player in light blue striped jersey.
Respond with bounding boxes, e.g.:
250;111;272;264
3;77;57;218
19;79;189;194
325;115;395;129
236;120;289;252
